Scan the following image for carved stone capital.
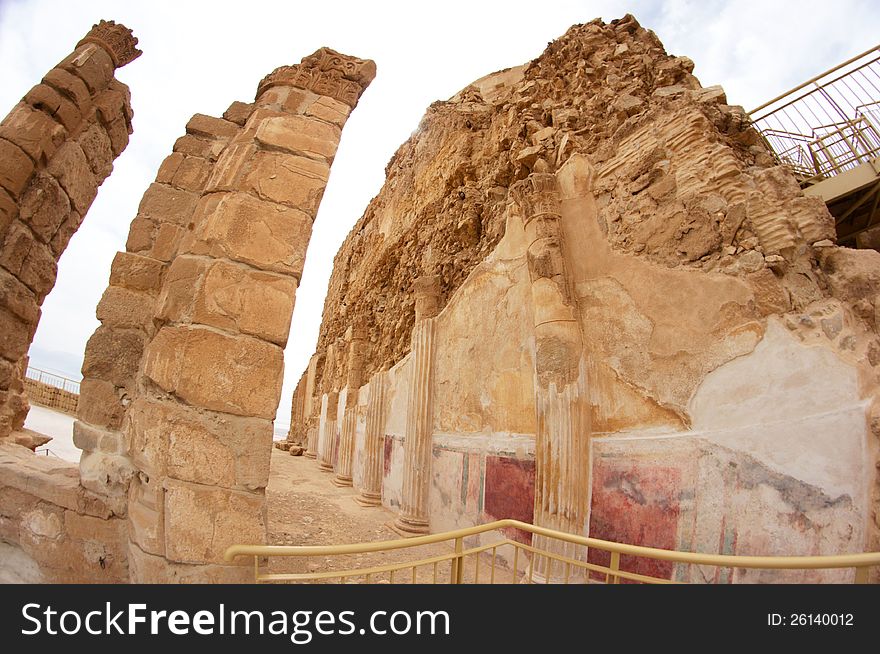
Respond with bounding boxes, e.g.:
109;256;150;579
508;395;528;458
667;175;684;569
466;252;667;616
257;47;376;108
77;19;142;68
511;172;561;221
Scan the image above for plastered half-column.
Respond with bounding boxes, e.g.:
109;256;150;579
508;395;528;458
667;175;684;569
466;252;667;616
333;323;367;486
512;168;590;582
317;391;340;472
355;369;388;506
393;275;440;535
0;20;140;440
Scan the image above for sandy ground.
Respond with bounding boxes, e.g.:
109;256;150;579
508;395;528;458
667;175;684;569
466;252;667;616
265;450;522;583
24;405;79;463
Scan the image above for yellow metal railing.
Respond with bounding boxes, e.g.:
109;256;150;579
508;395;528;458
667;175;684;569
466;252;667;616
749;44;880;185
224;519;880;584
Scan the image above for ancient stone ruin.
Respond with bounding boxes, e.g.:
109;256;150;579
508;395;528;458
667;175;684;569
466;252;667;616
1;14;879;583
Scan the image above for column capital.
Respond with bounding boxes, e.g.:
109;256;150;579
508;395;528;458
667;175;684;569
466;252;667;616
77;19;141;68
257;47;376;108
412;274;441;322
511;172;561;222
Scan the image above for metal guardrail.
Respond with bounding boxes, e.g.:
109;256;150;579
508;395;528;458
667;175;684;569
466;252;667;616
749;44;880;185
224;518;880;584
24;366;81;395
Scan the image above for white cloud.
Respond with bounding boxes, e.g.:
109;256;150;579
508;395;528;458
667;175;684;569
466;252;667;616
1;0;877;427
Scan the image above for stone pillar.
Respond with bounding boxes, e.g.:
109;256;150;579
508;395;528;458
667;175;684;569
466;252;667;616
0;20;140;440
393;275;440;535
302;352;323;458
512;168;590;582
355;369;388;506
333;323;367;486
76;112;241;514
123;48;375;582
317;391;339;472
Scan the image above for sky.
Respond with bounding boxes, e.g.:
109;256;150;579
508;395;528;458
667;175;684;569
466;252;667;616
0;0;877;429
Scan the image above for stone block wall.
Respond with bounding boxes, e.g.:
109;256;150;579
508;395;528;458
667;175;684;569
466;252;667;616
0;20;140;440
23;377;78;415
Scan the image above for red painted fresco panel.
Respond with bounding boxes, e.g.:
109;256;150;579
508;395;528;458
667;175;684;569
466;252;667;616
588;463;681;582
483;456;535;544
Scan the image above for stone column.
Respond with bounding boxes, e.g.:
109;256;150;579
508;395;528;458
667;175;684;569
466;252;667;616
123;48;375;582
302;352;323;458
0;20;140;440
512;168;590;582
317;391;339;472
355;369;388;506
393;275;440;535
333;323;367;486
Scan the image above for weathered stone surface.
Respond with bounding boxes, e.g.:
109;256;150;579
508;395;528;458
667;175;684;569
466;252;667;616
223;101;255;126
171;156;211;192
0;137;35;199
305;95;352;127
77;123;114;178
59;43;114;93
243;151;329;213
109;251;166;293
81;326;145;388
46;141;97;214
0;221;58;299
194;260;296;345
186;113;239;140
0;103;66;164
135;183;199;226
18;172;71;243
142;325;283;419
189;192;312;277
127;397;272;489
254;114;340;161
163;479;265;564
96;285;155;329
77;378;125;430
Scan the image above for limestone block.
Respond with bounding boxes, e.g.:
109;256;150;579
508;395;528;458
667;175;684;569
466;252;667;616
0;268;39;325
128;543;252;583
305;96;352;127
254;114;340;161
190;192;313;278
128;397;272;490
171;156;211;192
243;151;330;214
52;95;83;133
128;476;164;556
79;449;134;515
24;82;63;114
163;479;265;564
173;134;213;159
76;379;124;430
0;187;16;233
48;209;83;257
0;103;66;164
124;216;154;252
192;259;297;346
0;311;31;365
59;43;114;93
73;420;125;455
282;89;316;115
0;485;40;521
155;152;184;184
142;325;283;419
135;183;199;226
18;172;71;243
0;221;58;299
223;101;255;126
96;285;155;329
81;325;145;388
76;123;114;178
109;251;166;293
186;114;239;140
46;141;97;214
0;137;35;199
203;142;256;192
150;223;185;262
155;255;209;323
42;68;91;112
